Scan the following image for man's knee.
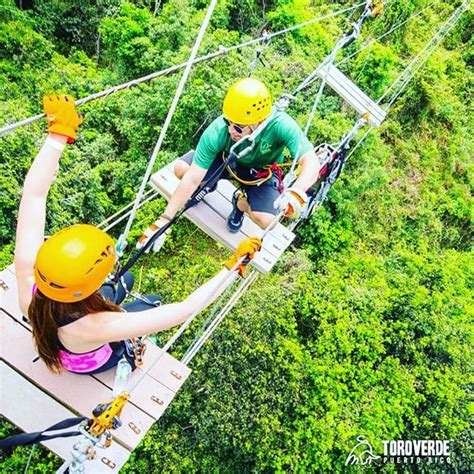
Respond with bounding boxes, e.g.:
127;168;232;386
250;211;275;230
174;160;190;179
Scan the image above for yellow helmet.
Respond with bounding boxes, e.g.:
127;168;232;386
34;224;116;303
222;78;272;125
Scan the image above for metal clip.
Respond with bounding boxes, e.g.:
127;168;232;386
101;458;117;469
170;370;182;380
128;422;141;435
151;396;164;405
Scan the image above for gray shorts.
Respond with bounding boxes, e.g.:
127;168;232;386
180;150;281;215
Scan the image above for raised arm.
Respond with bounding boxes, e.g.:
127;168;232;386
14;95;82;313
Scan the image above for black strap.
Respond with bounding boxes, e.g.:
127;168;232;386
0;416;87;450
115;151;238;281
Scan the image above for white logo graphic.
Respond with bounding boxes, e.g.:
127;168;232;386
345;436;381;466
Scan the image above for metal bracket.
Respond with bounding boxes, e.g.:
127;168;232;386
170;370;182;380
128;422;141;435
151;396;164;405
101;457;117;469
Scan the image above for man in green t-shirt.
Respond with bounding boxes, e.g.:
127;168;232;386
137;78;320;251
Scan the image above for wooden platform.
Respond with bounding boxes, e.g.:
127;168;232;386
316;63;387;127
0;265;191;472
150;159;295;274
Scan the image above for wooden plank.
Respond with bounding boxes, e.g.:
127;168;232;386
0;313;154;451
139;341;192;393
0;362;131;473
0;268;183;422
326;66;386;123
150;162;296;273
151;169;275;273
0;268;29;329
155;166;294;249
185;203;276;273
316;63;386;126
95;362;177;421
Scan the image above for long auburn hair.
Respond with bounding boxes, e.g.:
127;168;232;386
28;289;120;373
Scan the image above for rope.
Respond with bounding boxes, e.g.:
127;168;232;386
337;0;440;67
97;188;155;229
117;0;219;251
0;2;365;137
297;0;471;215
125;206;284;394
380;0;471;108
182;269;259;365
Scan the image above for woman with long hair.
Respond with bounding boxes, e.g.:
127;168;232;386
14;95;261;374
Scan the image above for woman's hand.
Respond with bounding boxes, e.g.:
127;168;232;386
43;95;83;143
225;237;262;276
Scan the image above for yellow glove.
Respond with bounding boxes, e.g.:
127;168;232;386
225;237;262;276
43;95;83;143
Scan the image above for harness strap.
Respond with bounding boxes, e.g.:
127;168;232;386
225;153;286;192
125;337;146;367
254;163;285;193
0;417;87;450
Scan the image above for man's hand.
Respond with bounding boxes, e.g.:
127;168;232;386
136;217;171;253
43;95;83;143
225;237;262;276
274;186;308;219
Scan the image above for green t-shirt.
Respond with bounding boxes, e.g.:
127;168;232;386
193;110;313;170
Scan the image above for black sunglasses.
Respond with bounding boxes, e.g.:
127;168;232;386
223;118;246;134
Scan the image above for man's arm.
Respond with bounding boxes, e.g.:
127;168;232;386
292;149;321;192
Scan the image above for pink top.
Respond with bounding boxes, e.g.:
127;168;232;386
31;284;114;373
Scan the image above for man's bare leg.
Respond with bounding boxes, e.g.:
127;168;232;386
174;160;190;179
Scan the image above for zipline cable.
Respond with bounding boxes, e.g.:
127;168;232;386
303;0;380;136
125;209;284;395
116;0;219;252
182;275;242;356
348;0;471;162
182;269;259;365
102;191;159;232
337;0;439;67
97;188;155;229
380;0;471;108
0;2;366;137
